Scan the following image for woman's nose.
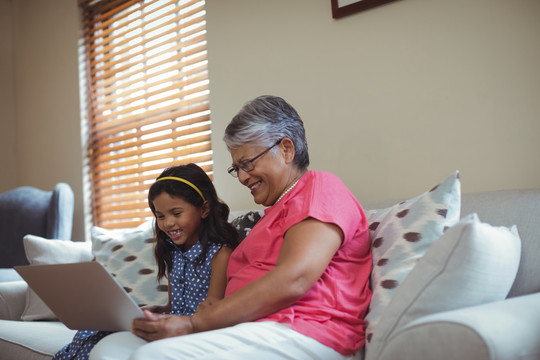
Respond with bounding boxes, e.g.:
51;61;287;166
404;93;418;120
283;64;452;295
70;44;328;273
237;169;250;184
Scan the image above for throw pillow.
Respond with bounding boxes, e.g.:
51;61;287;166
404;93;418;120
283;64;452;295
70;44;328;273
91;220;168;306
367;213;521;360
21;235;93;321
230;210;264;241
364;171;461;346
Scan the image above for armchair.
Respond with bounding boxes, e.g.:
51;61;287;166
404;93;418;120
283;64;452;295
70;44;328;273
0;183;74;282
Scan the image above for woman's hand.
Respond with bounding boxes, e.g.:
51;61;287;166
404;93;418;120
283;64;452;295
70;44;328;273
131;310;194;342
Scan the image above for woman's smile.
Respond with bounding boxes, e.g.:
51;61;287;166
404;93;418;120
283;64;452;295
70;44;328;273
248;179;262;194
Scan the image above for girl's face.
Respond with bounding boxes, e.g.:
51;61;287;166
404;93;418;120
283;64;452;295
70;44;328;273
152;192;207;250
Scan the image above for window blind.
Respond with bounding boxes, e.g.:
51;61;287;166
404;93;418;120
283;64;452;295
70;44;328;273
79;0;211;229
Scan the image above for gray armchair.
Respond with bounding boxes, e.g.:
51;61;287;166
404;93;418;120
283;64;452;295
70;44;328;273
0;183;74;282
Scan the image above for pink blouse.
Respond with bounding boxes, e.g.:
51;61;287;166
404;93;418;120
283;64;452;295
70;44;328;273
225;171;372;355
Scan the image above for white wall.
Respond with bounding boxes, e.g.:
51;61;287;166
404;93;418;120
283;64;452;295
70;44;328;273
206;0;540;210
0;0;17;191
4;0;85;240
1;0;539;238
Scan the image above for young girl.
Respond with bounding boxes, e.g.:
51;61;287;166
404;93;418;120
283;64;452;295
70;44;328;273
53;163;239;360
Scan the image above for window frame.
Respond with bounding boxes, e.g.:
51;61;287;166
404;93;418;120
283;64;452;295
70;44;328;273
79;0;212;229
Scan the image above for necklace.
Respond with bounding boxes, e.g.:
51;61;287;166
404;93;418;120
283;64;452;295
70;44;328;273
276;179;300;203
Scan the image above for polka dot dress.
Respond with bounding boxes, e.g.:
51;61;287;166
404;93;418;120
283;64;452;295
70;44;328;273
52;330;111;360
52;240;223;360
169;241;222;316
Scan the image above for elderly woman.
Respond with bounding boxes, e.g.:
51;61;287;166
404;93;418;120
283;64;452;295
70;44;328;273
90;95;372;360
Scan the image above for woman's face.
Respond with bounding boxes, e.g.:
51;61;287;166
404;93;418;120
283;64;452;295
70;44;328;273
229;142;289;206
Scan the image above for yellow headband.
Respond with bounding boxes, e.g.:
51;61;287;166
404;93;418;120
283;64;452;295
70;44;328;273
156;176;206;201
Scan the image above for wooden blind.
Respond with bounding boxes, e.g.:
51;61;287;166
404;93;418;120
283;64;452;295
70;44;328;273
79;0;212;229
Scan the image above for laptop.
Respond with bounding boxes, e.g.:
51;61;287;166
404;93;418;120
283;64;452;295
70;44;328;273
15;261;145;331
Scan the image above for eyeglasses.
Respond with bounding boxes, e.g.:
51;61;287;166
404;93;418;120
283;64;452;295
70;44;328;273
227;139;282;178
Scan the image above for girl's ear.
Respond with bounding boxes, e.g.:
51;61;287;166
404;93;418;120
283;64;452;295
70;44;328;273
201;200;210;219
280;138;296;164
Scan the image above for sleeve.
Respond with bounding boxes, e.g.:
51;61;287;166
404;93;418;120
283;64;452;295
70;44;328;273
282;172;366;244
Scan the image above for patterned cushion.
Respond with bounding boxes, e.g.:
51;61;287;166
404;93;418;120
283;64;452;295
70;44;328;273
91;220;168;306
230;210;264;241
364;172;461;347
368;213;521;360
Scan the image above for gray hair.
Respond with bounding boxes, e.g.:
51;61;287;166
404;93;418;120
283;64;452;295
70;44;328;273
223;95;310;170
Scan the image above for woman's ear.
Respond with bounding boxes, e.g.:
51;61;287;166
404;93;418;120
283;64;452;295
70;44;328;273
280;138;296;164
201;201;210;219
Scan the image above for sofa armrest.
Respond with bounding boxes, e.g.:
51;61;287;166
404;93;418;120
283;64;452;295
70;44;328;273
0;281;28;321
378;293;540;360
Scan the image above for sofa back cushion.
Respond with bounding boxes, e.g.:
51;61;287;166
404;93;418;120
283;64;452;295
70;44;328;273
460;189;540;298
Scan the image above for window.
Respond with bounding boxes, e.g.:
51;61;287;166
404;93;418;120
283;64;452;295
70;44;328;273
79;0;211;229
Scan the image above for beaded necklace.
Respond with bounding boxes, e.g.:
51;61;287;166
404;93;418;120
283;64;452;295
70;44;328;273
276;179;300;204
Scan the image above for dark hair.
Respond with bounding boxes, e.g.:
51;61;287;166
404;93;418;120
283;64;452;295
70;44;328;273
223;95;310;171
148;163;239;281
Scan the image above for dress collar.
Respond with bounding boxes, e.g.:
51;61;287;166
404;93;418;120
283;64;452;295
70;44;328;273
167;239;203;262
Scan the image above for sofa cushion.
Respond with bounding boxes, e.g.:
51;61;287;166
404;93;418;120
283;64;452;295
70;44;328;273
21;235;93;321
0;320;76;359
0;269;22;282
0;281;28;321
378;293;540;360
460;189;540;298
364;171;461;346
367;213;521;360
91;220;168;307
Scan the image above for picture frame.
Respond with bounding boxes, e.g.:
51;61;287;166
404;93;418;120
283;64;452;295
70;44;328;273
331;0;398;19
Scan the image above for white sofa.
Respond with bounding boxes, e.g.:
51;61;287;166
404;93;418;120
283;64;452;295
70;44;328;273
1;175;539;360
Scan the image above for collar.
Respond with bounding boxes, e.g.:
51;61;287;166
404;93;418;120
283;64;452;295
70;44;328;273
167;239;203;262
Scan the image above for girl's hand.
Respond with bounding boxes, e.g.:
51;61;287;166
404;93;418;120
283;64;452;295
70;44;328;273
131;309;194;342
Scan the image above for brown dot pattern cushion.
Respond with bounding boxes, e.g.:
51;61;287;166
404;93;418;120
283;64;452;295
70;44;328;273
230;210;264;241
363;172;461;346
91;221;168;306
